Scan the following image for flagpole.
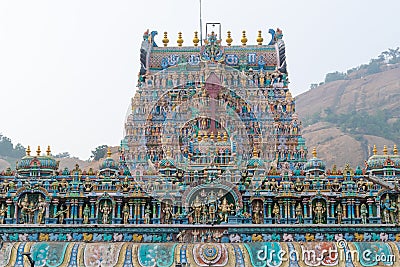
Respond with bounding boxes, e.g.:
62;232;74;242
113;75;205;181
200;0;203;46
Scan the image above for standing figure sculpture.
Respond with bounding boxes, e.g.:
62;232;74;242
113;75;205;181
272;203;281;224
208;202;217;224
27;201;37;224
163;203;173;224
83;204;90;224
295;203;303;224
36;195;47;224
360;203;368;224
252;202;263;224
218;197;233;223
382;195;396;224
100;201;112;224
0;203;6;224
191;196;202;224
336;204;343;224
390;201;397;224
313;201;325;224
144;204;151;224
55;205;69;224
122;203;130;224
18;194;30;224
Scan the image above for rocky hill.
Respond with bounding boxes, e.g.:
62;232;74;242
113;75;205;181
296;65;400;168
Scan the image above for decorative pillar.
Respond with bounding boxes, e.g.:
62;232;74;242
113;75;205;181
355;200;360;219
267;201;272;218
129;200;134;223
53;199;59;218
74;199;79;219
291;201;295;220
6;199;12;219
302;200;308;218
14;201;19;222
152;200;157;219
65;200;71;219
331;201;335;218
376;200;381;218
157;201;161;219
117;200;122;219
367;198;374;218
348;200;352;220
141;201;145;223
90;199;96;218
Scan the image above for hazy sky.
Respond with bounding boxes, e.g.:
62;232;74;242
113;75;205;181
1;0;399;159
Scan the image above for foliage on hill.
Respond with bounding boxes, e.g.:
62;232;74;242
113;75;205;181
0;134;25;159
310;47;400;88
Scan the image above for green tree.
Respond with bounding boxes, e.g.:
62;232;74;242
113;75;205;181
324;71;346;83
91;145;108;161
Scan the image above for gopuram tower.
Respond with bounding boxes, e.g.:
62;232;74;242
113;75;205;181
123;28;308;218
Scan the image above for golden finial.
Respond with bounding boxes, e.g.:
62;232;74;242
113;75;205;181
256;30;263;45
162;32;169;47
107;147;112;158
210;132;214;141
203;132;208;141
26;146;31;156
177;32;183;47
383;145;388;155
312;147;317;158
394;144;398;155
36;145;41;156
166;147;172;158
373;145;377;155
226;31;233;46
217;132;221;142
241;30;248;46
223;132;228;142
46;145;51;156
197;132;202;142
193;31;199;46
253;146;258;157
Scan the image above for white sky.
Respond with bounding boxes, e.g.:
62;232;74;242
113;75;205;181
0;0;399;159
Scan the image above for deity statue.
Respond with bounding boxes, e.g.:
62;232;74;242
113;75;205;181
18;194;30;224
100;201;112;224
122;203;130;224
163;203;173;224
382;195;396;224
27;201;37;224
55;205;69;224
191;195;202;224
295;203;303;224
122;177;130;192
83;204;90;224
313;201;325;224
272;203;280;224
0;203;6;224
83;177;94;192
218;197;233;223
397;196;400;224
336;204;343;224
144;204;151;224
208;201;217;224
36;195;47;224
252;202;263;224
360;203;368;224
390;201;397;224
269;178;278;192
294;177;304;192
